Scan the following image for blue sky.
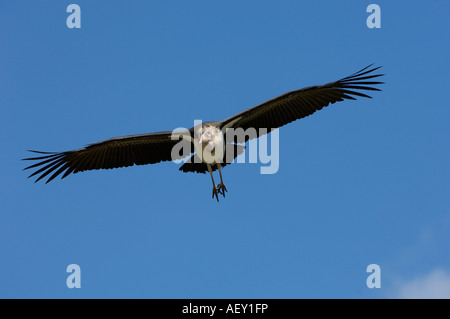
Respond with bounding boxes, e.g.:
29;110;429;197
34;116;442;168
1;1;449;298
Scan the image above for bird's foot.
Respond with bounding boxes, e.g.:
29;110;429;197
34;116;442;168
217;183;227;197
212;186;220;202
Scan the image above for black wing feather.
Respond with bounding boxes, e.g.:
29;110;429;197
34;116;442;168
23;131;192;183
220;64;384;143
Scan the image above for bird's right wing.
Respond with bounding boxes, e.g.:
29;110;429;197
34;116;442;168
23;131;193;183
219;65;384;143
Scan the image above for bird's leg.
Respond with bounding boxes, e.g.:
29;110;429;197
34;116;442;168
207;164;220;202
216;163;227;197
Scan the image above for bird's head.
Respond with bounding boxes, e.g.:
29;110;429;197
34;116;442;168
198;126;221;145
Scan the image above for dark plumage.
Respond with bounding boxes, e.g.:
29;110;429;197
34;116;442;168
23;64;384;201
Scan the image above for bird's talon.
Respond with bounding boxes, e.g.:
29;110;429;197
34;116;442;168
217;183;227;197
212;187;220;202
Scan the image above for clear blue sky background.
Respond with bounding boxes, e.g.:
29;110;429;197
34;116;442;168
1;1;449;298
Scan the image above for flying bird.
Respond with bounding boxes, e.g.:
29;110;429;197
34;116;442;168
23;64;384;201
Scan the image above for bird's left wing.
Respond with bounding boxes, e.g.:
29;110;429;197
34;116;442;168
23;131;193;183
219;65;384;143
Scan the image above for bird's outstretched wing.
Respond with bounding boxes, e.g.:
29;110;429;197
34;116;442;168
23;131;192;183
220;64;384;143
